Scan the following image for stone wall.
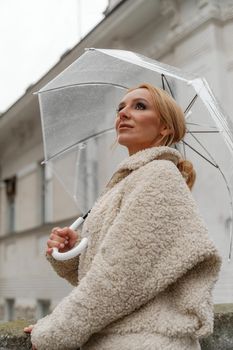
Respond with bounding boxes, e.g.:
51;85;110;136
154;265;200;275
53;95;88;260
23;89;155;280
0;311;233;350
0;320;32;350
200;312;233;350
0;307;4;323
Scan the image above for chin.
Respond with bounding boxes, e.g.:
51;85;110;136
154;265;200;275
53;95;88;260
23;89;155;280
117;136;131;148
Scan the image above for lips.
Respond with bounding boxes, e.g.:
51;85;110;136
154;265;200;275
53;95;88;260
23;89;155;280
118;123;133;130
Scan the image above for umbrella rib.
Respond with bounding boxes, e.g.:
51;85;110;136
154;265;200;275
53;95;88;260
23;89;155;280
186;122;219;129
186;131;220;134
38;82;128;94
182;141;187;159
217;167;233;260
46;127;114;162
161;74;165;91
161;74;175;98
182;140;218;168
184;94;198;114
187;131;233;259
188;131;219;166
160;76;198;117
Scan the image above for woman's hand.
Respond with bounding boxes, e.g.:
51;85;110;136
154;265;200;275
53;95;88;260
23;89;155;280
24;324;34;333
46;227;78;255
24;325;37;349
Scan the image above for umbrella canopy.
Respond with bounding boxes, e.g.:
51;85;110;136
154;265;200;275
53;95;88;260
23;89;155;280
37;48;233;260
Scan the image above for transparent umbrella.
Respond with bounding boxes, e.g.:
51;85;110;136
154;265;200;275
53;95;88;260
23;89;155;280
37;48;233;261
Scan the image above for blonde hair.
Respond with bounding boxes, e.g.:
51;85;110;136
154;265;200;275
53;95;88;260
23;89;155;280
129;83;196;190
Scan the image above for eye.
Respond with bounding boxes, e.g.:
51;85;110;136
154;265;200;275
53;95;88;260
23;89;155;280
116;105;124;113
135;102;146;110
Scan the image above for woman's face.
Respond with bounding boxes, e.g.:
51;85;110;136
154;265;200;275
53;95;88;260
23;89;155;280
115;88;167;155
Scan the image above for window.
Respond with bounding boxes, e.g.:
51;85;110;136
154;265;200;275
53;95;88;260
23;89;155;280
4;176;17;233
36;299;51;320
5;299;15;321
8;199;15;232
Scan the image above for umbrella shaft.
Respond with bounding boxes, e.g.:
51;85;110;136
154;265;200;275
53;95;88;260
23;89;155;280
70;210;91;230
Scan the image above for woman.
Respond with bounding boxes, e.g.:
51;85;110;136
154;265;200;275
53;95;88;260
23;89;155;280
25;83;221;350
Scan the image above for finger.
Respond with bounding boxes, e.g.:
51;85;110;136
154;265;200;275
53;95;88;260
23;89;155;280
68;229;78;245
54;227;73;237
46;248;53;255
64;227;78;239
67;236;77;249
47;239;63;249
54;228;78;244
60;229;77;248
24;324;34;333
24;327;31;333
51;227;61;233
64;238;69;245
49;233;66;244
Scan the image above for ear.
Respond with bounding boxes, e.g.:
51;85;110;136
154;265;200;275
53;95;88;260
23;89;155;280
160;125;172;136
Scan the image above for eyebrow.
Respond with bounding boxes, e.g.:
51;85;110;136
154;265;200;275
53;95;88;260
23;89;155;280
117;97;149;108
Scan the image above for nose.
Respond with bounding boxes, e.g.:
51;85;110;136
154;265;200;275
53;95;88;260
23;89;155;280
118;106;130;120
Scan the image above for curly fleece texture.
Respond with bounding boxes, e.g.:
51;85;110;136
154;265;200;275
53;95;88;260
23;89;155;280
31;146;221;350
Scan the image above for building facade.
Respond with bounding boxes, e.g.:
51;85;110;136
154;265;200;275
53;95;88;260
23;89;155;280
1;0;233;322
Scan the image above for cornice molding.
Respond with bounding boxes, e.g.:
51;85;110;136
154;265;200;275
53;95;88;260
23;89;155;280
221;2;233;22
196;0;233;22
148;2;233;60
160;0;180;29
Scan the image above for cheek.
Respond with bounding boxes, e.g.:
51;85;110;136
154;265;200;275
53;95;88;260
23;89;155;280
138;115;160;132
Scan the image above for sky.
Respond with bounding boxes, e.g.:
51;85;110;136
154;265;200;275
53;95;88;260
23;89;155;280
0;0;108;113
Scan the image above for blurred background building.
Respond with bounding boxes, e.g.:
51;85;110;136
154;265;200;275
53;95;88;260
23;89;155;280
1;0;233;322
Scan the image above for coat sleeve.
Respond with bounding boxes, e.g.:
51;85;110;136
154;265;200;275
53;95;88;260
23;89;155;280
31;160;221;350
46;254;79;286
45;231;82;286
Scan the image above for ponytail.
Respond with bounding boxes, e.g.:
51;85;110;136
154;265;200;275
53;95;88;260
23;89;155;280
177;159;196;190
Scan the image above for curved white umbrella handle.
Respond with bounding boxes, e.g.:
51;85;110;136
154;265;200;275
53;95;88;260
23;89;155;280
52;216;89;261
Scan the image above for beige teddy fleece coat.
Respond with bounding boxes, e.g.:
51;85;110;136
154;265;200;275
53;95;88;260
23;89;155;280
31;146;221;350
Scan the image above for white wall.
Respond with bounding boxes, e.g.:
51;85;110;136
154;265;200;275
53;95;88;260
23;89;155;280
16;164;42;231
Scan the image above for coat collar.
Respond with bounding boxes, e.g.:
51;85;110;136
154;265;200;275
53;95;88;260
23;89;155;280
106;146;182;189
117;146;181;171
